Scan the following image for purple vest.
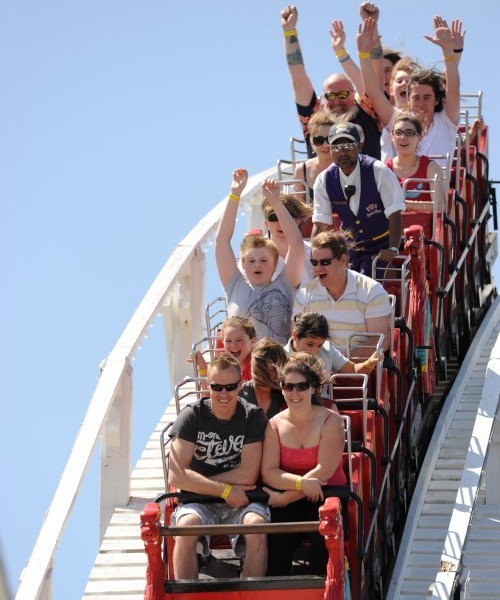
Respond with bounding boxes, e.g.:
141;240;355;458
325;155;389;255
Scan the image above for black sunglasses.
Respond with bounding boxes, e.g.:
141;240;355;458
310;257;335;267
281;381;311;392
312;135;329;146
209;380;241;392
267;213;279;222
393;129;417;137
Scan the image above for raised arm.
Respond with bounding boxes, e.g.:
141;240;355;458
450;19;465;66
262;178;305;288
424;16;460;125
281;5;314;106
357;16;394;126
214;168;248;287
330;20;364;94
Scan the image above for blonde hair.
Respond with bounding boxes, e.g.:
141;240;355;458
308;110;336;137
260;194;313;221
240;234;279;265
251;337;288;389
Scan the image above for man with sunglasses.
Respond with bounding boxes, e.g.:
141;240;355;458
169;354;270;579
280;5;381;160
293;230;391;355
311;122;405;275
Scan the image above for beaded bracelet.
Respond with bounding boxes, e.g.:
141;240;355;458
283;29;297;37
358;51;371;59
221;483;233;500
229;193;240;202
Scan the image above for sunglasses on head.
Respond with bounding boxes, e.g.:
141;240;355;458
324;90;352;101
209;380;241;392
312;135;329;146
393;129;417;137
310;257;335;267
267;212;279;222
330;142;358;152
281;380;311;392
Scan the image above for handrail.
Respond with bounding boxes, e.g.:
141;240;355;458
16;165;278;600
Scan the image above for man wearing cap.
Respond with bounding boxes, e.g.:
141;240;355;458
280;5;382;159
311;122;405;275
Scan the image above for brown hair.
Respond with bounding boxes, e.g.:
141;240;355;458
250;337;288;390
311;230;351;257
408;68;446;113
392;112;424;136
240;234;279;265
221;316;257;340
261;194;313;222
390;57;420;85
208;353;241;378
281;352;326;406
308;109;336;137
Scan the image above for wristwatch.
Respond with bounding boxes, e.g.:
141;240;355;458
388;247;399;253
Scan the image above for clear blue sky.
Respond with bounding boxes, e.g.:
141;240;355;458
2;1;499;598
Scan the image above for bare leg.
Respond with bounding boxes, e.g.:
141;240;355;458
241;512;267;577
173;513;202;579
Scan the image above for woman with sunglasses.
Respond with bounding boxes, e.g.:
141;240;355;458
261;353;347;576
385;113;445;210
292;110;335;207
260;193;314;285
239;337;288;419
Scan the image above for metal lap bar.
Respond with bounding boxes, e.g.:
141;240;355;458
348;332;385;405
162;521;320;536
204;296;227;339
289;137;308;162
403;175;439;229
190;336;220;379
174;376;207;414
329;373;368;446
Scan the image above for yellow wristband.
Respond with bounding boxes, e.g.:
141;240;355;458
295;477;303;491
444;54;455;62
358;51;371;59
198;368;207;376
363;361;371;370
221;483;233;500
229;193;240;202
283;29;297;37
335;48;348;59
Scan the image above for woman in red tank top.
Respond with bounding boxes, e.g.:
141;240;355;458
261;353;346;576
385;112;445;210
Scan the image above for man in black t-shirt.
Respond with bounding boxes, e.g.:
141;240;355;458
169;354;269;579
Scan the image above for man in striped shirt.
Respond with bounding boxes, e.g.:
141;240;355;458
293;231;391;356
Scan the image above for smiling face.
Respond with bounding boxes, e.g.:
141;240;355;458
208;363;242;418
310;124;333;159
408;83;438;125
281;371;313;408
321;75;356;115
391;119;421;157
222;325;254;366
329;137;360;175
242;246;277;285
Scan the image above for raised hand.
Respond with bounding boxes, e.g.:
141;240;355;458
423;16;453;53
281;5;298;30
230;168;248;197
330;20;346;54
261;178;281;205
451;19;465;51
360;2;380;23
357;16;375;54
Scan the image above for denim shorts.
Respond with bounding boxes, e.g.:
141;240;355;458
172;501;270;558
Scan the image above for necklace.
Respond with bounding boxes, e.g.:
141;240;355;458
208;400;236;422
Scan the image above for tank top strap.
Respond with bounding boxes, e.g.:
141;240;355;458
269;418;282;445
319;411;334;438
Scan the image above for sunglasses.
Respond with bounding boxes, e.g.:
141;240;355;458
209;380;241;392
281;381;311;392
312;135;329;146
330;142;358;152
392;129;417;137
267;212;279;222
310;257;335;267
324;90;352;101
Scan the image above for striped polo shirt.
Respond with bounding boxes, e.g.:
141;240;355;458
293;269;390;354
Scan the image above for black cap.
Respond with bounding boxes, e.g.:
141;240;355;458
328;122;361;145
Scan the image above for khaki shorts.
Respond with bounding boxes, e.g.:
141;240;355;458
172;501;270;557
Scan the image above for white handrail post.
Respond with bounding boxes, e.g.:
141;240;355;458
163;245;206;393
99;361;133;541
